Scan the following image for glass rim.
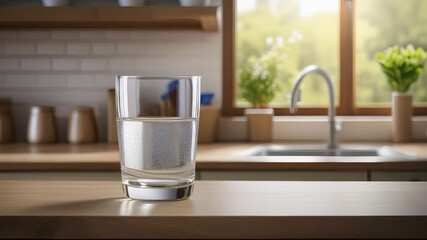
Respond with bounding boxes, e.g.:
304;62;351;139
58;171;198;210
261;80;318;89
116;75;201;80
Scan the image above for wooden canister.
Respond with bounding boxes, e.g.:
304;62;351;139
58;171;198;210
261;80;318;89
392;92;412;142
68;106;98;144
108;89;118;143
245;108;274;142
27;106;57;144
198;106;220;143
0;98;14;143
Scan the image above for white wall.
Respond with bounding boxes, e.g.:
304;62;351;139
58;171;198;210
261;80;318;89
0;29;222;142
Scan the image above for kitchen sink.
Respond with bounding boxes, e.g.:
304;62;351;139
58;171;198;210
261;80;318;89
239;145;419;158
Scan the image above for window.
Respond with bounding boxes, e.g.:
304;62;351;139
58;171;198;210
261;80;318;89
355;0;427;107
235;0;339;108
223;0;427;116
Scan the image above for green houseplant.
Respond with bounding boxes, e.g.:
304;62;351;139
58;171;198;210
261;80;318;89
238;64;279;142
376;44;426;93
376;44;427;142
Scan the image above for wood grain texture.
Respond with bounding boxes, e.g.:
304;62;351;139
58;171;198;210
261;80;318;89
221;0;235;116
1;142;427;171
0;180;427;239
0;7;218;32
338;0;354;115
0;143;120;170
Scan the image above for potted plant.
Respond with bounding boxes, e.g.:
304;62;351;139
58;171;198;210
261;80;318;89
239;64;278;142
376;44;426;142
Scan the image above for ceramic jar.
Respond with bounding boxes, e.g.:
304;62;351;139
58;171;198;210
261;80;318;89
42;0;70;7
179;0;211;6
118;0;145;6
27;106;58;144
68;106;98;144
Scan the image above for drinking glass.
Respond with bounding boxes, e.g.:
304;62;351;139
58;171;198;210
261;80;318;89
115;76;200;200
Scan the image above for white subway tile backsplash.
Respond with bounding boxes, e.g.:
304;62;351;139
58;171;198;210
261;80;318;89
5;43;37;54
109;58;137;71
55;105;74;117
129;30;205;41
37;43;66;54
95;74;115;88
117;42;146;54
52;30;80;39
105;30;130;40
52;58;80;70
92;43;116;54
2;75;37;88
20;30;51;39
0;29;222;142
3;90;107;105
81;58;109;70
0;58;19;70
67;43;92;55
37;75;68;87
67;75;96;87
21;58;50;70
80;30;105;39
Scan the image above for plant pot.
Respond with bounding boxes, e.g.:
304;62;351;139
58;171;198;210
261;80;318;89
179;0;211;7
118;0;145;6
198;106;220;143
245;108;274;142
42;0;70;7
392;92;412;142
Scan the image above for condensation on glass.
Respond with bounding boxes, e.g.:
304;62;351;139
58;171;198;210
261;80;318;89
115;76;200;200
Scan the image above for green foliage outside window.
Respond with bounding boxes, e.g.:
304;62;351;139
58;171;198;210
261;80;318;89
376;45;427;93
236;0;427;107
236;0;339;108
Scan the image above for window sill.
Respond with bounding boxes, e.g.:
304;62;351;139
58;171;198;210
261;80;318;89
217;116;427;141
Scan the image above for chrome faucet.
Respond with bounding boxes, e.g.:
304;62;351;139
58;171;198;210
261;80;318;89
289;65;339;149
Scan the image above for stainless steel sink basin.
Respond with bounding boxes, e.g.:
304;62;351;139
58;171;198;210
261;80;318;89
239;145;418;158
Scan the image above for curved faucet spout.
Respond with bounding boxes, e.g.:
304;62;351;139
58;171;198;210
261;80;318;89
289;65;338;148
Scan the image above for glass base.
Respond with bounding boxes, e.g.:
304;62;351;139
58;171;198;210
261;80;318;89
122;182;194;201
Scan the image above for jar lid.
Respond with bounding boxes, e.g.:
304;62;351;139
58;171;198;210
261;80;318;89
71;106;94;112
31;105;54;113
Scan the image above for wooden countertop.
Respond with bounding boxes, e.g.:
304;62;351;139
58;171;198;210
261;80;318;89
1;180;427;239
0;142;427;171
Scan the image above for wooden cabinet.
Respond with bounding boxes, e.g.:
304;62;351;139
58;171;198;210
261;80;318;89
371;171;427;181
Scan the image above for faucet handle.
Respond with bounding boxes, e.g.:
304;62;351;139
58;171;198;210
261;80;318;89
335;120;343;132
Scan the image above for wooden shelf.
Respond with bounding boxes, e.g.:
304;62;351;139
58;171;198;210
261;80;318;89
0;6;218;32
